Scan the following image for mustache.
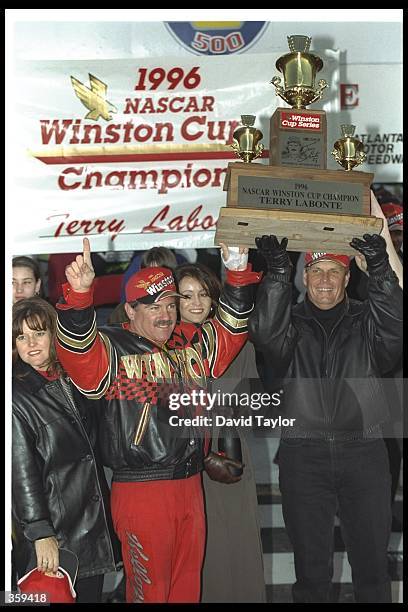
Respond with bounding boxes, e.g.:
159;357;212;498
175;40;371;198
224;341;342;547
154;320;173;327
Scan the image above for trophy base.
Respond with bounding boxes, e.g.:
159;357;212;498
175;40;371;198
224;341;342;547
214;207;383;254
223;162;373;216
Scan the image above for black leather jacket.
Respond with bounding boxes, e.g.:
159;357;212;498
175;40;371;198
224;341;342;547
87;327;208;482
56;272;258;481
248;263;403;439
12;362;122;579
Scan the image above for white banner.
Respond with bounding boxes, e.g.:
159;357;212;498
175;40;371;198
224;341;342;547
13;52;340;255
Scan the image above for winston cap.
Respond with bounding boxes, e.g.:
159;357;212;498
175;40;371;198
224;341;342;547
305;252;350;269
125;266;183;304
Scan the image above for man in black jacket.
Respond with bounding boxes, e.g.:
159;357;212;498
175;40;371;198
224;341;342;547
248;233;402;603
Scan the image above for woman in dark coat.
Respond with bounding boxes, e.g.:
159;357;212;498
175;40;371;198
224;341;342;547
12;297;121;603
174;263;266;603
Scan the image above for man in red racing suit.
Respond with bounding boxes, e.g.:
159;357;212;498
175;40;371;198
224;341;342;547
55;238;260;603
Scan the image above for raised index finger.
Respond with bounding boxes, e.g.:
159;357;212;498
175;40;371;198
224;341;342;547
83;237;92;266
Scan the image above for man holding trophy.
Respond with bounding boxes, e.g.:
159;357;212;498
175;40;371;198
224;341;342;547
248;227;402;603
216;35;403;603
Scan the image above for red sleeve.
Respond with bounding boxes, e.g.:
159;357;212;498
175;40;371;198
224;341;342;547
208;319;248;379
226;264;263;287
55;282;94;310
56;284;111;398
200;266;259;378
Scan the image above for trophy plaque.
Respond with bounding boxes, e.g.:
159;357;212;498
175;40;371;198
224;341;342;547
269;108;327;169
223;162;372;216
214;35;383;254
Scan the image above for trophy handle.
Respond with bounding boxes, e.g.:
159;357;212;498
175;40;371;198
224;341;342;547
230;142;241;155
331;149;341;164
271;76;287;102
308;79;328;105
253;143;264;161
358;150;367;164
230;142;264;163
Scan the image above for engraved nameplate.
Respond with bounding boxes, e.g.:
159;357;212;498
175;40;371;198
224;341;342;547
237;176;364;215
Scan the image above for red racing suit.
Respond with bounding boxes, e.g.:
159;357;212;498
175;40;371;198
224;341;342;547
55;266;261;603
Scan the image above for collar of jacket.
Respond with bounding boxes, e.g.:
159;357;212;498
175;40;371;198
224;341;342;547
304;294;348;320
292;296;365;344
13;361;58;392
293;294;352;320
104;323;166;354
293;294;362;323
292;293;365;333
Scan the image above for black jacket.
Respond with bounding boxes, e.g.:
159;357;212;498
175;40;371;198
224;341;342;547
56;273;258;482
83;327;208;482
12;362;122;579
248;263;403;439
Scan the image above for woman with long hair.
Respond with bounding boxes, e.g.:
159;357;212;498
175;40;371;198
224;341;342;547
174;263;266;603
12;296;121;603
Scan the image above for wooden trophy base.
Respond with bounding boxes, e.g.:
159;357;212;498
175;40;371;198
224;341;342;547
223;162;373;216
215;207;383;255
269;107;327;169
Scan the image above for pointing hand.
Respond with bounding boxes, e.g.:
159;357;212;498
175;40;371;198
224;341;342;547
65;238;95;292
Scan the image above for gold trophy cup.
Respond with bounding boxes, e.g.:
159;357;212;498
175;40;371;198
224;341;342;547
271;35;328;109
230;115;264;163
332;124;367;171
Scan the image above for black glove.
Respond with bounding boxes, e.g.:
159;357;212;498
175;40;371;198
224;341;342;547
255;234;291;275
203;451;243;484
350;233;389;272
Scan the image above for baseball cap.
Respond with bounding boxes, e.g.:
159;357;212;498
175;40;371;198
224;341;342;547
125;266;183;304
381;203;403;232
305;252;350;269
17;548;78;603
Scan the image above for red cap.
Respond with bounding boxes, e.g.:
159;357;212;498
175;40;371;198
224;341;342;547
305;252;350;269
381;203;403;232
125;266;183;304
17;548;78;603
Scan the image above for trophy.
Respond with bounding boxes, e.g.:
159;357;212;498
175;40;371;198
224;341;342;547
271;35;328;110
230;115;264;163
332;124;367;171
269;35;328;168
216;35;382;254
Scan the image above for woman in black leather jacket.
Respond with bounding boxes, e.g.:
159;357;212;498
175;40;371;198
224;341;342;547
12;297;121;603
